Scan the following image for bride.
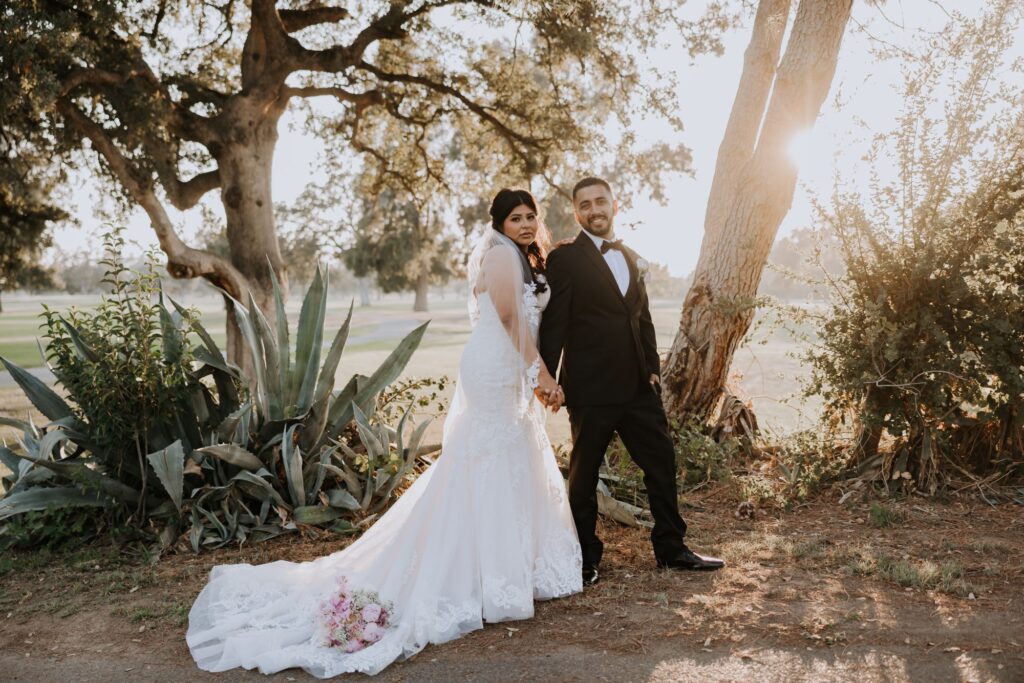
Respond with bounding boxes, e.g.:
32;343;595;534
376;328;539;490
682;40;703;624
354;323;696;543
187;188;582;678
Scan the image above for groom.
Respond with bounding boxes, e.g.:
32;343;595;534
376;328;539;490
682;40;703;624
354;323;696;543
539;177;724;586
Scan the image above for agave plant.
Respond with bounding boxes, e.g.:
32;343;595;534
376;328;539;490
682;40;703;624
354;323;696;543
173;264;432;547
0;242;433;551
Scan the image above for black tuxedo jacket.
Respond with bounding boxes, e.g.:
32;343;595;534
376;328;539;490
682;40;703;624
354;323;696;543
539;231;660;407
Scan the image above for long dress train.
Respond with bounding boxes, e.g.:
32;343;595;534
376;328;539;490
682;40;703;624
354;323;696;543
186;271;582;677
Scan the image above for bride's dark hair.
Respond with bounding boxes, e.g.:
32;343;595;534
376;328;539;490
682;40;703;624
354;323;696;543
489;188;551;292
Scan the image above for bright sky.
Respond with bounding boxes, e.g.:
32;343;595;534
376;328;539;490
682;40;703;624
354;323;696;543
48;1;1022;277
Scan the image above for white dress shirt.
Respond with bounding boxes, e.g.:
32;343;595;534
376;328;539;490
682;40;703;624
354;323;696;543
585;231;629;296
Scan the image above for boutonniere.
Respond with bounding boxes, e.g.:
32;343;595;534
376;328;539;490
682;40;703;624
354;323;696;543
635;257;650;283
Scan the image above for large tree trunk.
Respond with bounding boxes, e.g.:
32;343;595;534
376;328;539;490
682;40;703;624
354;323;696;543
662;0;853;422
412;272;429;312
218;104;289;365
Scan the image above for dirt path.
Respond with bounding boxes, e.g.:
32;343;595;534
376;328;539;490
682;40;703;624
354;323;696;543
2;497;1022;682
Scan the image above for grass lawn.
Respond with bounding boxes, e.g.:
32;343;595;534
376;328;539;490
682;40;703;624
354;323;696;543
0;292;822;435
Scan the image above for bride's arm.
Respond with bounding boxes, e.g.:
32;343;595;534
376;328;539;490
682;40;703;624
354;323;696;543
480;244;557;392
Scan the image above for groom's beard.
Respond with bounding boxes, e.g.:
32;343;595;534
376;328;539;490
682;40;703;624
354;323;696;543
581;215;613;237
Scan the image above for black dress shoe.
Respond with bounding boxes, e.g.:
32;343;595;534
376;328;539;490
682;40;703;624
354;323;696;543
582;563;600;586
656;547;725;571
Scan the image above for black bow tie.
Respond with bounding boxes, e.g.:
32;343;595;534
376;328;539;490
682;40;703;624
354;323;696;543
600;239;624;254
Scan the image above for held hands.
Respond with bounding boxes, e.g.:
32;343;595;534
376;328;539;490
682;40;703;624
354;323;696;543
535;371;564;412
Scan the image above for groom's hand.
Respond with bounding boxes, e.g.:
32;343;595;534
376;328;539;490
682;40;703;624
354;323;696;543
649;373;661;392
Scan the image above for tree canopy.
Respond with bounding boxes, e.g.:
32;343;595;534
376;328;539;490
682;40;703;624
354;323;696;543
3;2;725;297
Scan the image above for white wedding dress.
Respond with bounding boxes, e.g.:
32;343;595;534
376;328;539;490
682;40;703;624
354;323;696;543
187;237;582;678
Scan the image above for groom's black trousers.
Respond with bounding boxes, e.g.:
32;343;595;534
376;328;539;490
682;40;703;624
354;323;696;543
566;383;687;566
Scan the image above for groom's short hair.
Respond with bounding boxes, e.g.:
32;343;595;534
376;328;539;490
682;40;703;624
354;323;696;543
572;176;613;200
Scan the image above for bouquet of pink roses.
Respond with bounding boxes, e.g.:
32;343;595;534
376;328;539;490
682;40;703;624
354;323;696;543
319;577;394;652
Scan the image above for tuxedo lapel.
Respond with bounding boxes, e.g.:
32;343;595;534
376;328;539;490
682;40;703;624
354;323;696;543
622;246;641;309
575;232;629;311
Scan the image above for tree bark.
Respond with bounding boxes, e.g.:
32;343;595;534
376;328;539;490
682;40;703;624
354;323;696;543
662;0;853;422
413;272;429;312
217;100;290;363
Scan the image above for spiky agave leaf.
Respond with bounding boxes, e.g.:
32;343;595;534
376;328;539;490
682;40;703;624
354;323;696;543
147;440;186;511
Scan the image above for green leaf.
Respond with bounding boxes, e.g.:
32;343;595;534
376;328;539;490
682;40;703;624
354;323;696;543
169;296;230;370
196;444;264;472
313;301;353;407
299;391;332;453
0;487;111;521
230;470;288;509
0;445;21;480
157;301;185;365
293;505;344;525
326;323;428;433
249;292;282;418
0;416;32;433
58;317;99;363
227;294;270;418
268;259;291;408
11;450;141;505
147;441;186;511
291;267;327;412
352;403;385;458
0;356;74;422
326;487;362;511
280;424;305;507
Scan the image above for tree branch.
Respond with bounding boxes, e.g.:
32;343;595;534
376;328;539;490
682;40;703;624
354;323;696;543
714;0;791;180
59;67;131;95
283;85;383;107
163;170;222;211
280;6;350;32
290;2;407;73
243;0;294;88
289;1;466;74
356;59;545;169
57;98;248;300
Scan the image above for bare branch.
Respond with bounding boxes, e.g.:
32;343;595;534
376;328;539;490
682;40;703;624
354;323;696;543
60;67;138;96
283;85;383;107
57;98;248;299
244;0;294;88
289;1;465;73
280;6;350;32
163;170;222;211
357;60;546;153
290;2;407;73
60;64;216;145
147;0;170;44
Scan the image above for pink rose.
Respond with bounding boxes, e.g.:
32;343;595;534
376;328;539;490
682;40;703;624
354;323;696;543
344;639;365;653
361;604;382;622
361;623;385;643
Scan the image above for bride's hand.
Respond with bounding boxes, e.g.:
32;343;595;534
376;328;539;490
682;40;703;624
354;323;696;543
536;372;561;410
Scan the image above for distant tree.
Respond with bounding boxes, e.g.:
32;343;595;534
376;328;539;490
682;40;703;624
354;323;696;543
0;168;65;311
344;190;453;312
758;227;844;301
55;250;107;294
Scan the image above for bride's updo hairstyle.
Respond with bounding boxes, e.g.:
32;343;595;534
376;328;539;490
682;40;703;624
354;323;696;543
489;188;551;292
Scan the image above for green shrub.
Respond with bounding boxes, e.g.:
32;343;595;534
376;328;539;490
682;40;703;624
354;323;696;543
805;9;1024;491
0;227;432;550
